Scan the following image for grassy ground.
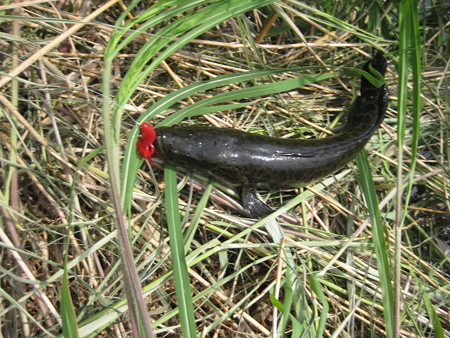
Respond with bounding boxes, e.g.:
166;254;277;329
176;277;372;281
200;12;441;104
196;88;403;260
0;0;448;337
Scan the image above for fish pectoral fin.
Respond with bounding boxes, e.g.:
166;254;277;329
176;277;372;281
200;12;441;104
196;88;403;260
242;188;274;219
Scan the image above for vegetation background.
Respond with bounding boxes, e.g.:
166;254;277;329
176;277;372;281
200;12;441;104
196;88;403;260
0;0;448;337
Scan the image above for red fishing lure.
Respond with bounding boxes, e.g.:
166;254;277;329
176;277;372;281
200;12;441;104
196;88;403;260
137;123;156;166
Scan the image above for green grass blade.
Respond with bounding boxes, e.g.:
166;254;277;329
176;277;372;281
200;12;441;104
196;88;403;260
396;0;422;335
356;151;394;337
407;0;422;194
113;0;278;116
60;264;79;338
183;182;213;251
395;1;410;335
280;268;295;335
164;163;197;336
309;275;329;337
278;1;391;46
103;47;155;338
398;0;422;226
60;185;80;338
160;72;337;126
422;291;445;338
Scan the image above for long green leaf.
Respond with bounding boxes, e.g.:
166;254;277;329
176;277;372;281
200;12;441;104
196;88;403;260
422;290;445;338
114;0;278;116
356;151;394;336
60;265;79;338
164;163;197;336
395;0;423;335
160;72;336;126
309;275;329;337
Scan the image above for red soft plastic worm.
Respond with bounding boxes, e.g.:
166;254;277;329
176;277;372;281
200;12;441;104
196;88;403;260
136;123;157;166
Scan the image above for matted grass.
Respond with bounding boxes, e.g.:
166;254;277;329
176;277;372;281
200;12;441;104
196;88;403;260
0;0;448;337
